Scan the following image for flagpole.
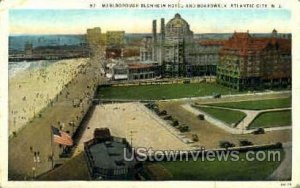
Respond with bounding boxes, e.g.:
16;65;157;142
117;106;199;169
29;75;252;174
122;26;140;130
50;125;54;169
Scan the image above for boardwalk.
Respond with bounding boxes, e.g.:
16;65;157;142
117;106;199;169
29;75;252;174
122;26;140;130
8;57;102;180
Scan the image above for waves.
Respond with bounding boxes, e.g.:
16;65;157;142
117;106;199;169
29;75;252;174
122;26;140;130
8;60;57;78
9;61;32;78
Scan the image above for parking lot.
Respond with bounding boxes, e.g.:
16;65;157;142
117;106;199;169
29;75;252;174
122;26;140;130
74;102;192;156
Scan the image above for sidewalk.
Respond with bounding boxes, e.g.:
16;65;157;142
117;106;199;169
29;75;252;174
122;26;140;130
161;90;291;102
268;142;292;180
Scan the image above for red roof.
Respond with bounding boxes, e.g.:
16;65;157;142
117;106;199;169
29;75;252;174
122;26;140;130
220;32;291;56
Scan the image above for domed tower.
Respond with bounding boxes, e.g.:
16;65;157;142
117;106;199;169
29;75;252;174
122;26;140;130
165;13;193;37
272;28;278;38
163;13;194;77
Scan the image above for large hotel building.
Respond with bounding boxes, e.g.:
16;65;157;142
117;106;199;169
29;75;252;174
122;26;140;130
142;14;291;90
217;30;291;90
86;14;291;90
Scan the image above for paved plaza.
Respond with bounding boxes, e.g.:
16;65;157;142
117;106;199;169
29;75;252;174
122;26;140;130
74;102;192;156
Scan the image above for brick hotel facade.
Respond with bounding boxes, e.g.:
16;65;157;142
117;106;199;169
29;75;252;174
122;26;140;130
217;30;291;90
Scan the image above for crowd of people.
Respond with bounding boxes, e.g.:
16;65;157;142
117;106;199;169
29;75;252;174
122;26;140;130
9;59;90;136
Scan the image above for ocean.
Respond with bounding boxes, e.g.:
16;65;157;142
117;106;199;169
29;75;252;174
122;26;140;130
9;35;86;78
9;35;87;51
9;60;58;78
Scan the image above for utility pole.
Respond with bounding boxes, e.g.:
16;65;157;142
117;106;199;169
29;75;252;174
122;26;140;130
50;126;54;169
129;130;137;147
32;150;40;179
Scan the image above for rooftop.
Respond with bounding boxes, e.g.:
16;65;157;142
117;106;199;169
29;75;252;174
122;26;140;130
85;137;136;170
221;31;291;55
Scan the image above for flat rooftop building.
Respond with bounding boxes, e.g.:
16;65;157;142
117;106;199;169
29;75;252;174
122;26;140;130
106;61;159;81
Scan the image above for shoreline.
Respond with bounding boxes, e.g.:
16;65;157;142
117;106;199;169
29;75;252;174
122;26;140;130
8;58;89;136
8;56;102;178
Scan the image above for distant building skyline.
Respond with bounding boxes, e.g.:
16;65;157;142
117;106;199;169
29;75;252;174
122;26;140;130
9;9;291;35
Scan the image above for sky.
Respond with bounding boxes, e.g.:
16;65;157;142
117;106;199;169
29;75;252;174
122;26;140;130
9;9;291;35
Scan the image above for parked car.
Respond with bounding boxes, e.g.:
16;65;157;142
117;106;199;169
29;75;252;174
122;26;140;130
192;134;199;142
145;103;155;109
213;93;221;99
163;115;173;120
275;142;283;148
239;140;253;146
153;107;160;114
253;128;265;135
172;120;179;127
219;141;235;148
198;114;205;120
158;110;167;116
178;125;189;132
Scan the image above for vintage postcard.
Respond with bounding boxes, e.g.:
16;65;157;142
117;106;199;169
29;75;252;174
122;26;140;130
0;0;300;187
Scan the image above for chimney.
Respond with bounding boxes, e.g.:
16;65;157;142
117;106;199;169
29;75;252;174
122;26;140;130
160;18;165;40
152;20;157;61
159;18;165;65
152;20;157;42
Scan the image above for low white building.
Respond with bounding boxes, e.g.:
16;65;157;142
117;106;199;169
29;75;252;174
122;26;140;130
105;61;159;81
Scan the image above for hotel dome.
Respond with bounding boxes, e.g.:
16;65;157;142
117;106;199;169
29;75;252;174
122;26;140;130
165;13;192;35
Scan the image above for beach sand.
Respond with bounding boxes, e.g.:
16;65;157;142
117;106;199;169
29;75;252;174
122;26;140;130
9;56;102;179
9;58;89;135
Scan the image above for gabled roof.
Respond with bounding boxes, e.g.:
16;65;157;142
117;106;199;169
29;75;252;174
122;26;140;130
220;32;291;56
